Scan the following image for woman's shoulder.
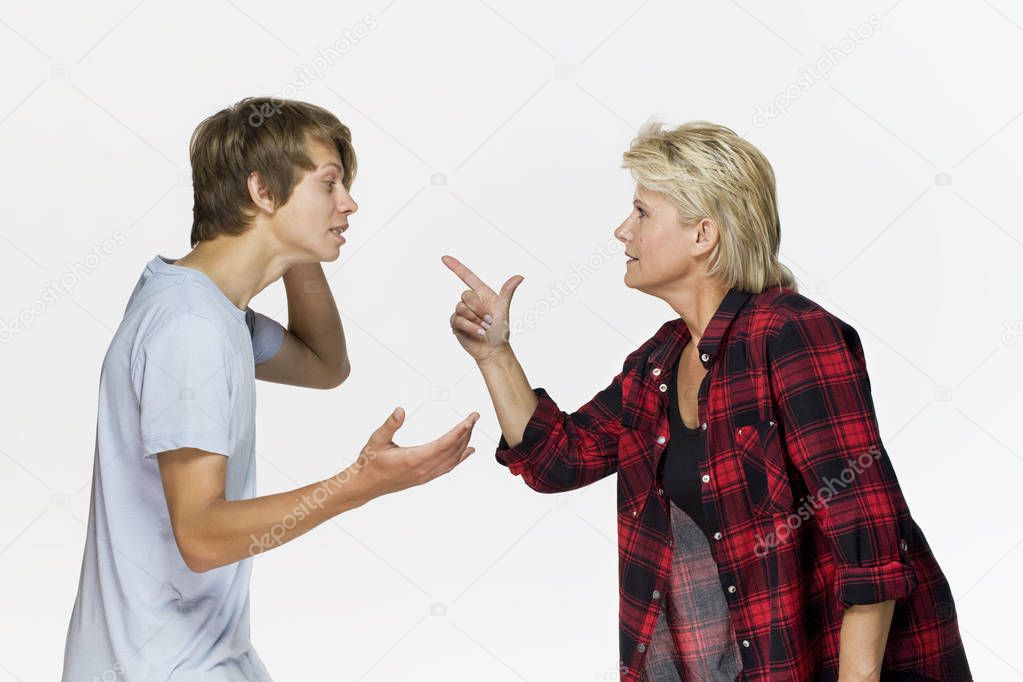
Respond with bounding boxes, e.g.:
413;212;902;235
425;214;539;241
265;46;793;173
746;287;865;366
747;286;851;332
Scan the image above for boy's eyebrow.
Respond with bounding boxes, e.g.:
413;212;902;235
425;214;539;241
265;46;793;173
319;162;344;172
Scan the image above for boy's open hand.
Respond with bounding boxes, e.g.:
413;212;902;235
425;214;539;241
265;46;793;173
357;407;479;497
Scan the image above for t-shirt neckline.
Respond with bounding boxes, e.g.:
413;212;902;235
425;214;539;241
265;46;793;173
151;255;248;321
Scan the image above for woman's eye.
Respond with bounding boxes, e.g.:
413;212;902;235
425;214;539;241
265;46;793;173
325;180;336;191
637;208;646;218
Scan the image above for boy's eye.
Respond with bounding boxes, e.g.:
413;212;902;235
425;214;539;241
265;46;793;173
325;180;336;190
637;208;646;218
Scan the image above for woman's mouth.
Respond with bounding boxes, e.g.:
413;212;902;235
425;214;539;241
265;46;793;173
329;226;346;243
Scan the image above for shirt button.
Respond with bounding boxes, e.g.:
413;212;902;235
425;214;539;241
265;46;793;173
637;643;646;653
657;487;664;496
700;352;710;362
701;474;710;483
742;640;750;648
652;590;661;600
658;383;668;392
700;422;707;431
631;510;638;517
656;435;666;444
652;367;661;376
900;539;909;551
727;585;736;594
713;531;723;540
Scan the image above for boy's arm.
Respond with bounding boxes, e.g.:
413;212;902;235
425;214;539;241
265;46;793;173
158;408;479;573
158;448;368;572
255;262;350;389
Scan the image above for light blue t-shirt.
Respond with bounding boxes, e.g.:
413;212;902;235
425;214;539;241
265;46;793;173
62;255;286;681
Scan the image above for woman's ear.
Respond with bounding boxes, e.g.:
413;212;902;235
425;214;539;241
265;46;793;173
695;217;719;250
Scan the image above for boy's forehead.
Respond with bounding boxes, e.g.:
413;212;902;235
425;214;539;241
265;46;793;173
305;138;342;169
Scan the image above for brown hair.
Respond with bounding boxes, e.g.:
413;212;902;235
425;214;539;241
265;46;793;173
622;120;797;293
188;97;357;247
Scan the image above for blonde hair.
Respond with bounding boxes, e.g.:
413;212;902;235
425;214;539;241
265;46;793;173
622;120;797;293
188;96;357;247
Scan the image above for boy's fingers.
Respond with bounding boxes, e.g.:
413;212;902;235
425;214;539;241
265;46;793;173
430;413;479;449
368;407;404;447
449;446;475;471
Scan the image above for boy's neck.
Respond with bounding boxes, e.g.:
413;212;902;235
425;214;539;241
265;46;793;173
173;231;292;311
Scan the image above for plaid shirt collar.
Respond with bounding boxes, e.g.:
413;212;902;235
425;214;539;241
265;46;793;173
648;287;755;370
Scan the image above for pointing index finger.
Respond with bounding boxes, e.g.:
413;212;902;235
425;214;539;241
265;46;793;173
441;255;492;294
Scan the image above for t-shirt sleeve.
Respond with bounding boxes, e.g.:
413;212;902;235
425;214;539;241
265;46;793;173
133;313;235;459
245;307;286;365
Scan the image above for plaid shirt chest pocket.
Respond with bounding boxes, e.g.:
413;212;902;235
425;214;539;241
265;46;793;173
732;417;795;518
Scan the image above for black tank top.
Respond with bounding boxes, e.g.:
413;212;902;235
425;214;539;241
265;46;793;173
661;354;712;542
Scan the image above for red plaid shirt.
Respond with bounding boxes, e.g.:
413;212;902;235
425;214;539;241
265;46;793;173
496;286;972;681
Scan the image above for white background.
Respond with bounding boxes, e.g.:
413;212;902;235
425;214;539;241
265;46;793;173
1;0;1021;679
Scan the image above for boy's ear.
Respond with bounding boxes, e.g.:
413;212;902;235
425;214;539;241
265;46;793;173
247;170;277;215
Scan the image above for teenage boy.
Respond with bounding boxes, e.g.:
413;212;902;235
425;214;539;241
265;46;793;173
62;97;479;681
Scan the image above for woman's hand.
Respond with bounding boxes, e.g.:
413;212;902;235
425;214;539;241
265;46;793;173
441;255;524;364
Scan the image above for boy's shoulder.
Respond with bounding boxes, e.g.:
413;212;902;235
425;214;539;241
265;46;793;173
116;257;241;360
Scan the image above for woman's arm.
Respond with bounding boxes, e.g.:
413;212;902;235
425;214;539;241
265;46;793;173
475;347;538;448
838;600;896;681
443;255;623;492
766;308;918;671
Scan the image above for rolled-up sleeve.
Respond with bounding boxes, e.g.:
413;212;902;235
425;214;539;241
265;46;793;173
767;311;918;608
494;372;624;494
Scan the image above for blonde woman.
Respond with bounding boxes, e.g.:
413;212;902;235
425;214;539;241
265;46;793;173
442;122;971;681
